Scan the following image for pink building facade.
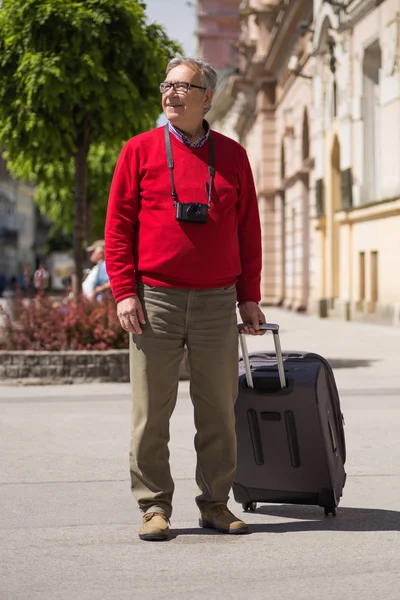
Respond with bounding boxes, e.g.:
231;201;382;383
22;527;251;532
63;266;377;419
196;0;241;68
204;0;315;310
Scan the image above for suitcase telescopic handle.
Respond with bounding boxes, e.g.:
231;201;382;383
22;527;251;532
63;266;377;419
237;323;286;390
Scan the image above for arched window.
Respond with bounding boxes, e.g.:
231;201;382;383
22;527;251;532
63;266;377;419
302;109;310;161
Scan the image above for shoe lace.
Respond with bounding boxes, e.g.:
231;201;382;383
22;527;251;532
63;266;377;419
143;512;170;524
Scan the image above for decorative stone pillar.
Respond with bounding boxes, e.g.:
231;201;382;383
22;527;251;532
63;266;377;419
256;82;278;304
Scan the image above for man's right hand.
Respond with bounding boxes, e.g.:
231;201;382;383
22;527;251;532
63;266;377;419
116;296;146;334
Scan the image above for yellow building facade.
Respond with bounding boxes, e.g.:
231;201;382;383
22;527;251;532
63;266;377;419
313;0;400;324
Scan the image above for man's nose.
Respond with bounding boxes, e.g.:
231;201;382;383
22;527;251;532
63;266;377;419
164;85;178;98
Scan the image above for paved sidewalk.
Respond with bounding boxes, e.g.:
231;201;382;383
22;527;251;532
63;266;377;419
1;308;399;600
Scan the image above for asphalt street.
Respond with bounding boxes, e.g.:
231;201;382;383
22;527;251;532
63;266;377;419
1;308;399;600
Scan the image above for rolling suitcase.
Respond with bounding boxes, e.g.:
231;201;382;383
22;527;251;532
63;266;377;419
233;323;346;516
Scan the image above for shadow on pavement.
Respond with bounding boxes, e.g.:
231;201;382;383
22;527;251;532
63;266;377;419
327;358;379;369
250;504;400;532
169;505;400;538
169;528;217;539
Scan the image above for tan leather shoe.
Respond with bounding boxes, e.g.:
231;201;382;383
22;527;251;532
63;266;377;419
199;504;249;534
139;512;169;541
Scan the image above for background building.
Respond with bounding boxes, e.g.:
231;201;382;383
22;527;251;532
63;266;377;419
206;0;315;309
312;0;400;324
201;0;400;325
0;154;51;290
196;0;241;68
0;155;36;282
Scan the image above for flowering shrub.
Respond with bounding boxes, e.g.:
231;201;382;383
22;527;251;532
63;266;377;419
0;293;129;351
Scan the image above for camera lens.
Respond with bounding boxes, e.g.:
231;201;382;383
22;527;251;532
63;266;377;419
187;204;201;217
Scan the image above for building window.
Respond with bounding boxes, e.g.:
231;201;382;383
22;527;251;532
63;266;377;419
362;40;382;204
333;81;338;118
340;168;353;209
302;109;310;162
358;251;366;309
370;251;378;308
316;179;324;217
280;141;286;180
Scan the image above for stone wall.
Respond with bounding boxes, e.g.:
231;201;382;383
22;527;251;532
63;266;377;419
0;349;190;385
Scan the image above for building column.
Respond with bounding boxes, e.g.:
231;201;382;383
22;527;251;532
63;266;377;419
259;192;279;303
257;83;279;304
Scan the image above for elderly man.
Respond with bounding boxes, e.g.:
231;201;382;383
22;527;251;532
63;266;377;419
105;57;265;541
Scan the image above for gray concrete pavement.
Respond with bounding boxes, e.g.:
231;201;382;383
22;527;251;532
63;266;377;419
1;308;400;600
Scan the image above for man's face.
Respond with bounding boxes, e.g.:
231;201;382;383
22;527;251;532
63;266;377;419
161;65;213;129
90;248;104;264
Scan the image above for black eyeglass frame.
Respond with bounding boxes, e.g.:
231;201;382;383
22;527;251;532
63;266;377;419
159;81;207;94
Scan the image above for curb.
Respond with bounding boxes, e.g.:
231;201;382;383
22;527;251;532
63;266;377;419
0;349;190;385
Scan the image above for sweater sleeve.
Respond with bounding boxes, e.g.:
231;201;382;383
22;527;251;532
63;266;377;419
236;149;262;304
105;141;139;303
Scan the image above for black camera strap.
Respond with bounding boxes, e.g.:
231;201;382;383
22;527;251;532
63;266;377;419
164;123;215;207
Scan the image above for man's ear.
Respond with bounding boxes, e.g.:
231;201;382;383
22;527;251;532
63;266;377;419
204;89;214;111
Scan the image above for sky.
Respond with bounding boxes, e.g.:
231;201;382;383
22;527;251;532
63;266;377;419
144;0;197;124
144;0;197;56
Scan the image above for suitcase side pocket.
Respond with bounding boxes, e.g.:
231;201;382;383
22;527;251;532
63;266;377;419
247;409;264;466
284;410;301;468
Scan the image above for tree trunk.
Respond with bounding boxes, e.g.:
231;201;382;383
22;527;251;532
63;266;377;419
86;195;92;248
73;125;90;297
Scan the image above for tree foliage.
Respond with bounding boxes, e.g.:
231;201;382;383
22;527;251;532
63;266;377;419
34;143;120;241
0;0;180;290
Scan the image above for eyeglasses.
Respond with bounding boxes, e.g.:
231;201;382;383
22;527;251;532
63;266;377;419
159;81;207;95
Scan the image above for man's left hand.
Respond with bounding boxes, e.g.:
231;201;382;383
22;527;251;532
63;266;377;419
238;301;266;335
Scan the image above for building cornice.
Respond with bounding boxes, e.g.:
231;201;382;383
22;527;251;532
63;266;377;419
335;196;400;223
341;0;385;30
239;1;278;18
256;187;276;198
282;169;311;190
264;0;313;74
277;52;313;104
238;1;313;88
207;74;241;123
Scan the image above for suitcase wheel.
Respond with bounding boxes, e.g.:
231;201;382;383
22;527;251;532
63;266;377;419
324;506;337;517
242;502;257;513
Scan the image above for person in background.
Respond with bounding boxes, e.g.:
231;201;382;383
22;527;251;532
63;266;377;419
0;272;7;297
33;262;49;294
82;240;110;301
20;263;33;297
105;56;265;542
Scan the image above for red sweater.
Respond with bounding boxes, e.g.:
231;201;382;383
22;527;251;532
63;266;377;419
105;126;262;304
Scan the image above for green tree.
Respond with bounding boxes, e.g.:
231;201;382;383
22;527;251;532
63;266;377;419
34;143;120;242
0;0;180;292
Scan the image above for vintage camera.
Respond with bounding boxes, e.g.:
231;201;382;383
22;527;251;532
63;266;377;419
175;202;208;224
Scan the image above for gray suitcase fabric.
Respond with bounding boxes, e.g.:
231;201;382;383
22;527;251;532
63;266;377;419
234;351;346;511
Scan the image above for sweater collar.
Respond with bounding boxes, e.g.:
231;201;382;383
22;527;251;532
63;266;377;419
168;120;210;148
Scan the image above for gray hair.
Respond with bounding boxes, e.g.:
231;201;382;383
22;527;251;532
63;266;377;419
166;56;217;114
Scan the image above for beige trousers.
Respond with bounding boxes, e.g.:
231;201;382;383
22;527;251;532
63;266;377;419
129;282;239;518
